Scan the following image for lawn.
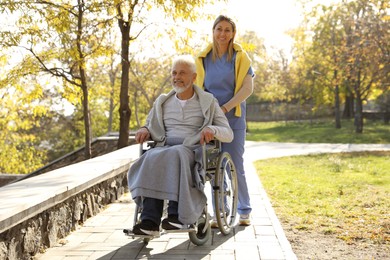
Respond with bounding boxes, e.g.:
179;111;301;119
254;151;390;243
247;119;390;244
247;119;390;144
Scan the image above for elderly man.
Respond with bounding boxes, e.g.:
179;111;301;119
127;55;233;236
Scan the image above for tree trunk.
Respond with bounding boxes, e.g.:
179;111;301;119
343;93;354;119
108;69;115;133
335;84;341;129
354;94;363;133
77;0;92;159
117;19;131;149
134;90;141;128
353;73;363;133
310;78;315;126
334;70;341;129
108;86;114;133
354;68;364;133
342;76;354;119
384;94;389;125
81;84;92;158
297;98;301;123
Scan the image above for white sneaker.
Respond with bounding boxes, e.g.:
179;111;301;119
239;214;251;226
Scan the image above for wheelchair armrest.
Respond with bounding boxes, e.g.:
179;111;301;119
212;139;222;150
139;141;157;155
205;139;222;150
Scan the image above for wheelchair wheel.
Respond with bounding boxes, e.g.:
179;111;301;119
188;216;211;246
213;152;238;235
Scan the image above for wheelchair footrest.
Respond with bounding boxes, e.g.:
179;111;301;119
123;228;160;238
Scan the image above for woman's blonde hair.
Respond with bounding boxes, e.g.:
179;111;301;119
212;15;236;62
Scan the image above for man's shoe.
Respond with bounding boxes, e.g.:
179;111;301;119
162;215;186;230
132;220;160;236
239;214;251;226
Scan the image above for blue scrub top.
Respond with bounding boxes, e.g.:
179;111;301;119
203;51;254;130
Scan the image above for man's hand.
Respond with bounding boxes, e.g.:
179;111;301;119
135;127;150;144
200;127;215;145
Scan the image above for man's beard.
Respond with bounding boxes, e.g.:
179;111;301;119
173;81;191;94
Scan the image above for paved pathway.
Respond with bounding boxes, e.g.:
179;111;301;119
35;142;390;260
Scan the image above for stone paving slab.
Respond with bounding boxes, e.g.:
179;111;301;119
35;165;295;259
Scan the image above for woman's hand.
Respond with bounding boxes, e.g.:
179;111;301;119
221;106;228;114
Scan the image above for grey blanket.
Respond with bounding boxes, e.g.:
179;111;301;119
127;143;206;225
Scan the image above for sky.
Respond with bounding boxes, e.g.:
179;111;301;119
202;0;338;53
213;0;302;51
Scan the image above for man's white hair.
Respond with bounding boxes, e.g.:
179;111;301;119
172;55;196;73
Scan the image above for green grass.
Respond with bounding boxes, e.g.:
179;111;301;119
247;119;390;143
247;119;390;244
255;151;390;244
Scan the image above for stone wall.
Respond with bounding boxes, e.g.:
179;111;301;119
0;172;127;260
0;145;139;260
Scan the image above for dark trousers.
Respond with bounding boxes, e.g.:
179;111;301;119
141;197;178;225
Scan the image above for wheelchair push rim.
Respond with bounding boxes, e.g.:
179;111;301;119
213;152;238;235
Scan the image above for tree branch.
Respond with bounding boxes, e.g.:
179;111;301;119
23;46;81;87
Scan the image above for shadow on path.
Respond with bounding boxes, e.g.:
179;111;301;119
97;227;248;259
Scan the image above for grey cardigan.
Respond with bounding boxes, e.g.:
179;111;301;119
145;85;233;146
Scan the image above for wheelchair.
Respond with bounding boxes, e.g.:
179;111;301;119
123;140;238;246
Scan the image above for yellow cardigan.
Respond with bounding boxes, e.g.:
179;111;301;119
195;43;251;117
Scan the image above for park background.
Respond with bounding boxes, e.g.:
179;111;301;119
0;0;388;175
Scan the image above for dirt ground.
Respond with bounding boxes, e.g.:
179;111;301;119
283;224;389;260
